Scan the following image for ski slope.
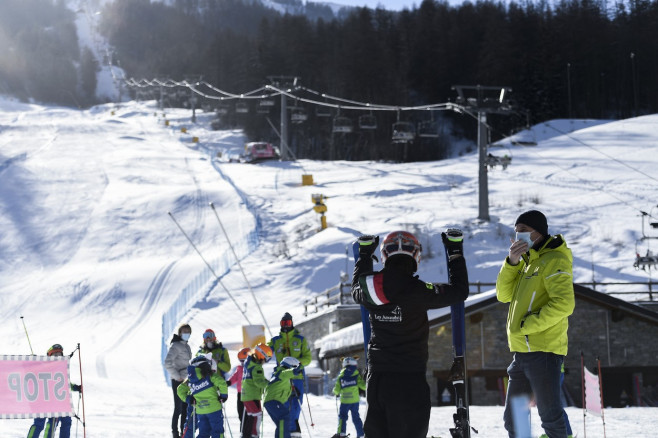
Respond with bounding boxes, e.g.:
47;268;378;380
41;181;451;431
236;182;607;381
1;97;656;437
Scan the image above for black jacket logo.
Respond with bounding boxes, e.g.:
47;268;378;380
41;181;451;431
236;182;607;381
373;305;402;323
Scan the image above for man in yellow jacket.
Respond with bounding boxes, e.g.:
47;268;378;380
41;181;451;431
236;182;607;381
496;210;575;438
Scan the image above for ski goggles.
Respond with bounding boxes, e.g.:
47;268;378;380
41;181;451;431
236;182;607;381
203;332;216;341
383;238;420;256
280;319;293;328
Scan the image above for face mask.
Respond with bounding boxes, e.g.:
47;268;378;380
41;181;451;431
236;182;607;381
515;231;534;248
206;341;214;348
181;333;191;341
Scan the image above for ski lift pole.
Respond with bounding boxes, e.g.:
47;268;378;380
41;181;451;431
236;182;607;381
20;316;34;355
71;343;87;438
209;202;272;338
167;211;253;325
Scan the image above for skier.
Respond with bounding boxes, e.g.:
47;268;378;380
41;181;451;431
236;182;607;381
241;343;273;438
26;344;82;438
352;230;469;438
198;329;231;379
332;356;366;438
177;354;229;438
263;357;303;438
227;347;252;433
165;324;193;438
496;210;574;438
268;312;312;438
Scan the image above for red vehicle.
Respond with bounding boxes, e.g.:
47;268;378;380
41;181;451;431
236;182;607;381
243;142;279;162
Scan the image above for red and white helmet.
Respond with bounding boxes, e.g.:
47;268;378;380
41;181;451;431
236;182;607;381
380;230;422;270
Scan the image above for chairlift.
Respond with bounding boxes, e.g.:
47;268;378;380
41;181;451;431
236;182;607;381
633;208;658;271
290;107;308;124
486;153;512;170
235;102;249;114
333;116;353;134
418;120;439;138
316;106;332;118
391;121;415;143
216;103;229;115
259;98;275;107
358;114;377;130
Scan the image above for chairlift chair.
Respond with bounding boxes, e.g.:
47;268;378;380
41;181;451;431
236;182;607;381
359;114;377;130
216;103;229;115
290;107;308;124
235;102;249;114
333;116;353;134
418;120;439;138
391;121;415;143
259;98;275;107
316;106;332;118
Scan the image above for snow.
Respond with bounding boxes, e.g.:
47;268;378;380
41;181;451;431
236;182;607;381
1;96;657;436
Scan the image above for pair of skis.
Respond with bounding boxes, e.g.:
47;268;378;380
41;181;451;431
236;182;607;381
351;234;474;438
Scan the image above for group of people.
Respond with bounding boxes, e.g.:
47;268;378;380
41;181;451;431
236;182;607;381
165;208;575;438
164;312;315;438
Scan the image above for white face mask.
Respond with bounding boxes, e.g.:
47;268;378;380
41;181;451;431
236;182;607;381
515;231;534;248
206;341;214;348
181;333;191;341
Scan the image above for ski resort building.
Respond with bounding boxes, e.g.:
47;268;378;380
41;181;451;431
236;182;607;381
299;284;658;408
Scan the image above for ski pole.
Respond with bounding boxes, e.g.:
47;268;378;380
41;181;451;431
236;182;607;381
222;402;233;438
168;211;253;325
72;343;87;438
297;396;313;438
304;391;315;427
210;202;272;338
20;316;35;355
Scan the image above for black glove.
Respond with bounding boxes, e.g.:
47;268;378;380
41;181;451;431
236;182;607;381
219;394;228;403
71;384;82;393
358;235;379;258
293;365;303;376
441;228;464;259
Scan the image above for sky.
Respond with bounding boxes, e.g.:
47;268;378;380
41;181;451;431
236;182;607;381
0;96;657;437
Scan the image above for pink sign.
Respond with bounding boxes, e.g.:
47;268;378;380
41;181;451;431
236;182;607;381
0;355;74;419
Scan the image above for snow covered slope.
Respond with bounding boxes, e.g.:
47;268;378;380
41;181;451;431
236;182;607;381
1;97;656;436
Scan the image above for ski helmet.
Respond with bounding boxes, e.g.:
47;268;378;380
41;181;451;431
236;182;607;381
253;343;273;362
190;354;213;375
280;356;300;369
380;230;422;271
47;344;63;357
237;347;251;361
203;329;216;342
342;357;358;367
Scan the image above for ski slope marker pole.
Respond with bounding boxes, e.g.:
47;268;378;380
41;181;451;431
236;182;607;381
75;343;87;438
209;202;272;338
20;316;35;355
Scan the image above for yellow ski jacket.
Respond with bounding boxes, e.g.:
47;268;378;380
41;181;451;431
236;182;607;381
496;234;575;355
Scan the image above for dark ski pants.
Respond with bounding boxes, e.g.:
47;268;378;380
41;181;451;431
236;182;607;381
196;409;225;438
364;371;431;438
27;416;72;438
289;379;304;433
264;399;291;438
504;352;567;438
242;400;263;438
171;379;188;436
338;402;364;437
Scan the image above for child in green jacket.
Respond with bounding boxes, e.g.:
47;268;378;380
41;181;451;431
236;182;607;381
177;354;229;438
241;343;273;438
332;357;366;438
263;357;302;438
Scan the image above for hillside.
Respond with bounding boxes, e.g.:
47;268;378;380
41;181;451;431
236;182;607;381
1;97;656;436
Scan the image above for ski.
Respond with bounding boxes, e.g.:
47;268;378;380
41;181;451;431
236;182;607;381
352;239;371;364
443;229;475;438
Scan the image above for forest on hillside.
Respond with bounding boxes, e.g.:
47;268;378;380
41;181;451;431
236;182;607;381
1;0;657;160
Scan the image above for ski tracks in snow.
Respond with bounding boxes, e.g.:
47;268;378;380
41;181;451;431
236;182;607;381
96;260;177;379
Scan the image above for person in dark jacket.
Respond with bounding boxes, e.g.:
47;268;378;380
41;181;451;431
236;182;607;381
352;229;469;438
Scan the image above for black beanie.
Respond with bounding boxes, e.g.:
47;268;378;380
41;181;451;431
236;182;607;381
515;210;549;236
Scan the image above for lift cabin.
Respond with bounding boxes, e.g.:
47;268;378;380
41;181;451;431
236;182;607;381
244;142;279;163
